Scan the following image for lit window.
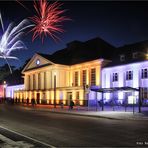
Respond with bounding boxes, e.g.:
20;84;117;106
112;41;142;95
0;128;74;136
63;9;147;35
74;71;78;86
144;88;148;99
112;73;118;82
141;68;148;79
146;49;148;59
141;87;148;99
120;54;125;62
91;68;96;85
82;70;87;86
126;71;133;80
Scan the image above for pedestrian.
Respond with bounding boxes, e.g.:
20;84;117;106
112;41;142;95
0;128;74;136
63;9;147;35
69;100;74;109
22;98;24;104
33;98;36;106
60;101;64;109
98;100;101;107
31;98;33;106
31;98;35;106
27;98;29;105
15;97;18;104
76;99;80;110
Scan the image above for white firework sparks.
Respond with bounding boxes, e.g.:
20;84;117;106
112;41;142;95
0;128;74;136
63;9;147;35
0;12;33;73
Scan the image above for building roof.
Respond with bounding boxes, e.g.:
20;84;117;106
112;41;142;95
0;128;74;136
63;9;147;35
37;37;116;65
25;37;148;69
104;40;148;67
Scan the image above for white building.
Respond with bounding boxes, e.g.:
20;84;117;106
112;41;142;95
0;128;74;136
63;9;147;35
101;60;148;104
89;39;148;105
6;84;24;99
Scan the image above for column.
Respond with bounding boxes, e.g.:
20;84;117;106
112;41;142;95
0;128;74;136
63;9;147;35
86;69;89;85
38;73;40;90
31;75;33;90
96;66;101;86
44;72;46;90
36;73;38;90
78;70;81;86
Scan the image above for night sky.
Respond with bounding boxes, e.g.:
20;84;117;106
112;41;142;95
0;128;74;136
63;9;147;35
1;1;148;68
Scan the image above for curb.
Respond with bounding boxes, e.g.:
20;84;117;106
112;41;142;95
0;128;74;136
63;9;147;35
45;110;148;121
21;105;148;121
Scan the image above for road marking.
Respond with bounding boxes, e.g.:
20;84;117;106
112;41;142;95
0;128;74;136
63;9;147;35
0;133;17;145
0;134;34;147
0;126;56;148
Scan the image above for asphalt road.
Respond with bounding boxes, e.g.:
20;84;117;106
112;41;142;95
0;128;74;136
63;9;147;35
0;104;148;147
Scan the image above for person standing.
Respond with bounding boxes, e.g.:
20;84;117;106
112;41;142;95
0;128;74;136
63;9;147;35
27;98;29;105
70;100;74;109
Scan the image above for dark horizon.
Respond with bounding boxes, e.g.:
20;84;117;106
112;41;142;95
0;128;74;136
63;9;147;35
1;1;148;68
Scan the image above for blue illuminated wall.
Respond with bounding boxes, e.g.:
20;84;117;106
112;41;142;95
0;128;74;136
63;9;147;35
6;84;24;98
101;61;148;102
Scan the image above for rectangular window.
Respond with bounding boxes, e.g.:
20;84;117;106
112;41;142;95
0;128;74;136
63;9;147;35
126;71;133;80
142;69;148;79
132;52;138;59
82;70;87;86
120;54;125;62
74;71;78;86
113;73;118;82
91;68;96;85
142;87;148;99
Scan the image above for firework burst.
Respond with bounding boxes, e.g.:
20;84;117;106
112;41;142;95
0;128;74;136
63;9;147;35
29;0;70;43
0;12;33;73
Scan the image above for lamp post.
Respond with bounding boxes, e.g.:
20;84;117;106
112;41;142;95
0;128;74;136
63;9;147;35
3;81;7;103
54;73;56;108
138;87;142;113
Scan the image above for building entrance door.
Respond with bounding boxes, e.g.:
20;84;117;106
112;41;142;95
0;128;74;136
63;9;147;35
67;92;72;105
36;93;40;104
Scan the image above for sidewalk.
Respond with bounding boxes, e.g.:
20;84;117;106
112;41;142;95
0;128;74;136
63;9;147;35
19;104;148;121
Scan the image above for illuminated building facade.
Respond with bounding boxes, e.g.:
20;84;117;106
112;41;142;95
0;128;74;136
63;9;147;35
101;41;148;104
101;61;148;104
6;84;24;99
0;83;7;102
14;53;103;105
0;85;4;99
14;38;148;105
14;38;114;105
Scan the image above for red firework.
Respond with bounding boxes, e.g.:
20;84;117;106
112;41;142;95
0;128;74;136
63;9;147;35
29;0;70;43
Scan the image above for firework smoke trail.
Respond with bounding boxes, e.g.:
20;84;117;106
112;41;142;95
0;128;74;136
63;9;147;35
16;0;29;11
29;0;70;43
0;12;4;32
0;16;34;73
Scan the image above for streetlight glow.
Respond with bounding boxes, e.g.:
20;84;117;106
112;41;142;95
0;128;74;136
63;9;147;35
3;81;6;88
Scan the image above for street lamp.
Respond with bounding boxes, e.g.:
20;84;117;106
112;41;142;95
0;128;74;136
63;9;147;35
54;72;56;108
138;87;142;113
3;81;7;103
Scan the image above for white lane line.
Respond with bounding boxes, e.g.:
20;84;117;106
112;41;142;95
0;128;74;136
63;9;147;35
0;134;34;147
0;126;56;148
0;134;16;145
